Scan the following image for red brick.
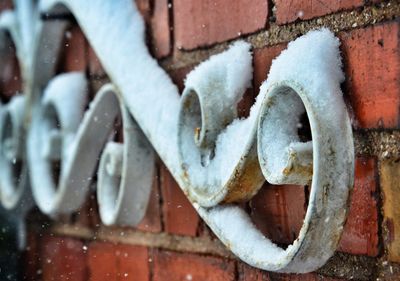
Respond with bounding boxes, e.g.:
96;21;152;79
57;25;87;73
133;0;171;58
88;46;106;78
151;0;171;58
135;0;152;22
0;0;13;12
71;192;101;229
160;164;199;236
341;22;400;128
88;242;118;281
116;244;149;281
250;184;306;245
275;0;363;24
153;250;235;281
168;65;194;93
237;262;270;281
40;236;87;281
88;242;149;281
136;171;162;233
253;43;287;93
21;231;41;281
338;157;379;256
173;0;268;50
237;88;255;118
0;38;22;100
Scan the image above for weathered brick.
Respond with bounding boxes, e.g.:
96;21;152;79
253;43;287;93
151;0;171;58
21;231;41;281
237;262;269;281
341;22;400;128
237;88;255;118
380;159;400;262
160;164;199;236
153;250;235;281
134;0;152;22
40;236;87;281
88;242;149;281
168;65;194;93
275;0;363;24
0;0;13;12
57;25;87;73
250;184;306;245
0;39;22;100
338;157;379;256
136;170;162;233
173;0;268;50
71;192;101;229
88;46;106;78
133;0;171;58
116;244;149;281
88;242;118;281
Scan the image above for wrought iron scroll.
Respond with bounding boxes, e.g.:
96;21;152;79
0;0;354;273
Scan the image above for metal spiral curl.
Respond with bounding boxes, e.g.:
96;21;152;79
0;0;354;273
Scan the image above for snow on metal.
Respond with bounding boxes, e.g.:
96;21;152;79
0;0;354;273
96;84;154;226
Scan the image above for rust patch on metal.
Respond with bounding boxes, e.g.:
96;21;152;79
223;154;265;203
194;127;201;141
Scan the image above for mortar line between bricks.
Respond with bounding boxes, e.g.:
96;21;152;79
353;130;400;160
159;0;400;70
48;223;382;280
50;223;234;258
373;158;386;280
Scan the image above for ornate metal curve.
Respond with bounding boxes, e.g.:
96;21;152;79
0;3;36;248
96;84;154;226
0;0;355;273
27;72;90;215
0;95;28;209
178;41;264;207
256;30;354;272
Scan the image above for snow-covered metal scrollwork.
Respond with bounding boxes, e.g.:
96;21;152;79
0;0;354;273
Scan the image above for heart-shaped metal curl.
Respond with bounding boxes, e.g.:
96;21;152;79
0;6;40;249
96;84;154;226
193;30;353;274
28;72;89;216
178;42;265;207
0;95;29;210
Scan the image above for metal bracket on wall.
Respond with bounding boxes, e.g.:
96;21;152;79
0;0;354;273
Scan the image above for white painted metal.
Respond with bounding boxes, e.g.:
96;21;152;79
178;42;264;207
96;84;154;226
0;95;28;209
0;0;355;273
28;72;90;215
0;8;35;248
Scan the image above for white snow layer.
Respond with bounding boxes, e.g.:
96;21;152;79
258;28;345;185
200;28;345;269
184;41;253;105
40;0;346;271
179;41;256;197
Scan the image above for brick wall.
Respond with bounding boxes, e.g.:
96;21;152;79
1;0;400;280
